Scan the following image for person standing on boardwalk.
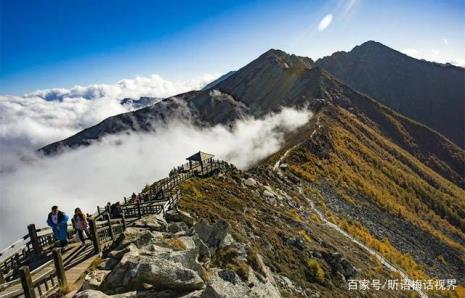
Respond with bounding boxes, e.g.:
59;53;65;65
46;206;69;247
110;202;123;218
72;208;91;246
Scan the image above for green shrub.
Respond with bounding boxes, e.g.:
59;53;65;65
306;258;325;283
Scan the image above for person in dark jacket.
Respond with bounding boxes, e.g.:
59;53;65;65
110;202;123;218
46;206;69;247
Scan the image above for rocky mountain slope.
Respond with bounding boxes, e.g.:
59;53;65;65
316;40;465;148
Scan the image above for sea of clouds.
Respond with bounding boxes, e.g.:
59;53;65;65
0;74;313;249
0;74;218;166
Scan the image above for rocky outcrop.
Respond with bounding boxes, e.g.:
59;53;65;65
74;211;281;297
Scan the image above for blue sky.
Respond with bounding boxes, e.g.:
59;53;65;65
1;0;464;95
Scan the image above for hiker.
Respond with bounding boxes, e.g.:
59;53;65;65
131;192;137;203
72;208;91;246
106;202;112;218
111;202;123;218
46;206;69;247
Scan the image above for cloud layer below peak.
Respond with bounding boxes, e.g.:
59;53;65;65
0;73;220;168
0;107;313;248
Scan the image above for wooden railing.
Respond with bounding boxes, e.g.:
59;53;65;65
0;249;65;298
0;157;232;298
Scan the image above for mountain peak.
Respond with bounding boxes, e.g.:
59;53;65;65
350;40;400;58
257;48;314;70
315;40;465;148
358;40;388;49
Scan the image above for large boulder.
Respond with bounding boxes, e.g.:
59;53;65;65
165;210;195;227
193;219;231;251
103;253;204;293
133;215;168;232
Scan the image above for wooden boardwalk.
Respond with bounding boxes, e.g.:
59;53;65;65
0;242;96;298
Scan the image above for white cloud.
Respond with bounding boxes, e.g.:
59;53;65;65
443;38;449;46
0;108;312;248
401;48;419;56
318;14;333;32
26;74;219;101
401;48;464;67
0;73;220;170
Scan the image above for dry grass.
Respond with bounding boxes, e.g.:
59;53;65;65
288;107;465;253
164;238;187;251
337;216;429;280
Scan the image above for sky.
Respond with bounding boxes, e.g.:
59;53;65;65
1;0;464;95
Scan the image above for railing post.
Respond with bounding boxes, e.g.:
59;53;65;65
19;266;35;298
52;248;68;289
97;206;101;216
0;271;5;284
137;201;142;219
27;224;42;257
106;214;115;241
88;217;101;254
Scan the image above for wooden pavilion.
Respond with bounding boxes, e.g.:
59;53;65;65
186;151;214;172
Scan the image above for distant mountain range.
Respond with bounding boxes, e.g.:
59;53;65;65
120;96;160;109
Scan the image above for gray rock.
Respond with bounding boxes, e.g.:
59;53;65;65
133;215;168;232
286;237;306;250
202;269;281;298
243;178;257;187
218;270;237;284
322;252;358;280
165;210;195;227
103;253;204;293
107;246;132;260
340;258;358;279
168;222;189;234
74;289;111;298
97;258;119;271
111;292;136;298
136;289;191;298
81;270;111;290
193;219;230;251
192;235;211;262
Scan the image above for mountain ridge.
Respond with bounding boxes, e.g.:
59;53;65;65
316;40;465;148
39;45;464;189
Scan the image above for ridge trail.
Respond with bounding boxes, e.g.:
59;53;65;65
273;146;428;298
